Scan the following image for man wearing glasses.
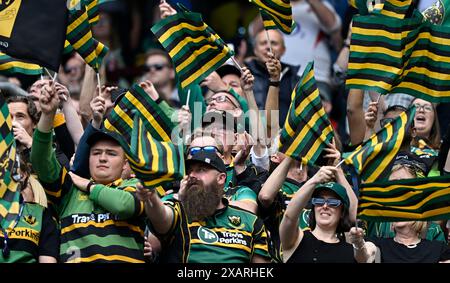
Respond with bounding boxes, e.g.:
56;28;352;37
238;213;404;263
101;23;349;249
141;49;178;107
137;149;271;263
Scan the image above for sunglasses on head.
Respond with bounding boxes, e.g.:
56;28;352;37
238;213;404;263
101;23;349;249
188;146;222;156
144;63;168;72
311;197;342;207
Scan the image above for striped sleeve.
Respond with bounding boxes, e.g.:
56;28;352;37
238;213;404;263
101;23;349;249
251;218;271;259
31;129;73;208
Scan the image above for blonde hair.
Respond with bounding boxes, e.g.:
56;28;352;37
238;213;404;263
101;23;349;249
29;175;48;208
410;221;427;237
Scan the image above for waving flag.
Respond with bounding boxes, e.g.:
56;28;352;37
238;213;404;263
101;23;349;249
347;9;450;102
0;0;67;71
358;175;450;221
65;0;108;71
0;95;20;230
151;11;234;89
0;53;41;76
252;0;295;34
279;62;334;165
104;84;174;144
116;114;184;189
343;106;416;182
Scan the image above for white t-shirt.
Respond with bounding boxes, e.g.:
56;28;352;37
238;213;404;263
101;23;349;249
281;0;341;84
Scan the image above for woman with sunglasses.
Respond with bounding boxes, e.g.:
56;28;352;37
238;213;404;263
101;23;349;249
279;165;357;263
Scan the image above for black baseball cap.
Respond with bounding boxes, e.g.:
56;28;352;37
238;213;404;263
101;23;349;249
86;128;126;147
216;64;241;79
185;150;226;173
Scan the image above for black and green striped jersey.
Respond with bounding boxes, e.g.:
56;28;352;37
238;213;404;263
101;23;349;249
154;198;270;263
31;130;146;263
259;178;310;262
0;202;59;263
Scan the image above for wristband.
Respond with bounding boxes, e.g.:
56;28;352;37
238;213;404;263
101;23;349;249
154;97;163;104
86;180;96;195
269;80;280;87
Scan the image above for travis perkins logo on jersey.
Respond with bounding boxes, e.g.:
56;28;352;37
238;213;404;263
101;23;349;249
197;226;247;246
71;213;119;224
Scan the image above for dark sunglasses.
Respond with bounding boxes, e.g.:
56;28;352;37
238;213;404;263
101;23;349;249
143;63;168;72
311;197;342;208
188;146;222;156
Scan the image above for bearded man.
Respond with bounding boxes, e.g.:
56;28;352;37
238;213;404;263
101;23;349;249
137;150;271;263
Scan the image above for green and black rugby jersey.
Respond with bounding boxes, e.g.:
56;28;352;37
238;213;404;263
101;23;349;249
154;198;271;263
0;203;59;263
258;178;310;262
32;130;146;263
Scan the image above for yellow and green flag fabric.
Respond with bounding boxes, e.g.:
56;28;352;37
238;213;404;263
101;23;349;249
343;106;416;183
0;95;20;230
279;62;334;165
347;8;450;102
252;0;295;34
104;84;175;144
358;175;450;221
0;53;42;76
151;11;234;89
65;0;108;71
115;113;184;189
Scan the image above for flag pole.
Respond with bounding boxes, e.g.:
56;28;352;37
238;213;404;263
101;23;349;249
265;29;274;55
96;72;102;97
52;72;58;83
44;67;53;79
335;159;345;168
376;94;382;104
230;57;244;73
185;89;191;108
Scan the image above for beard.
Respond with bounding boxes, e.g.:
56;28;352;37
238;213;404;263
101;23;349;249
179;177;223;222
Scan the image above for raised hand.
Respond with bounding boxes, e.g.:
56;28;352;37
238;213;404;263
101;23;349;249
323;138;341;166
265;52;281;82
200;71;227;93
240;67;254;92
90;86;107;129
159;0;177;19
365;101;379;130
139;80;160;101
311;165;337;185
39;81;60;115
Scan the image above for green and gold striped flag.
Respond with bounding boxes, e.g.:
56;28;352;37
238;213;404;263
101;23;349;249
279;62;334;165
104;84;174;144
358;175;450;221
0;53;42;76
151;11;234;89
115;113;184;189
347;10;450;102
253;0;295;34
343;106;416;183
378;0;413;19
0;95;20;230
65;0;108;71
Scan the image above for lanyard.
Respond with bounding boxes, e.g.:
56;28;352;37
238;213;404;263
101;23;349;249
1;204;24;258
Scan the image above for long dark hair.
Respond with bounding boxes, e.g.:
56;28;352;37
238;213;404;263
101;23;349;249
308;204;353;239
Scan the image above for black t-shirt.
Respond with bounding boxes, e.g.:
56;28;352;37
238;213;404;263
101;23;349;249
287;231;356;263
371;237;450;263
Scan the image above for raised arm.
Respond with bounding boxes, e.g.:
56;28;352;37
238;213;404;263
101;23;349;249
55;82;84;146
79;65;97;128
136;183;175;235
280;166;337;254
264;52;282;141
258;156;292;208
347;89;366;145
